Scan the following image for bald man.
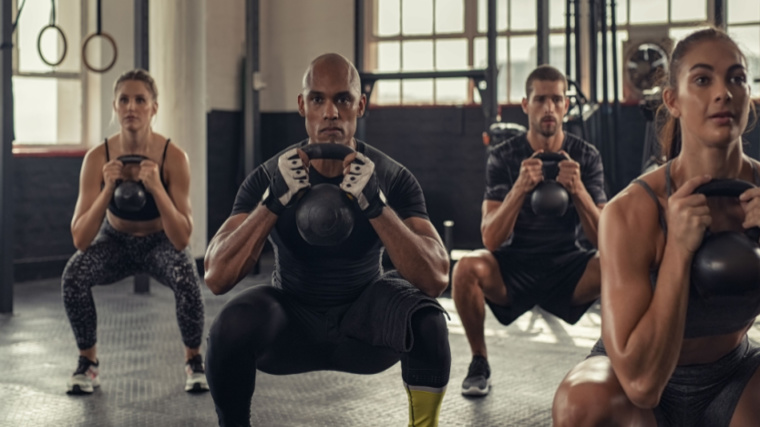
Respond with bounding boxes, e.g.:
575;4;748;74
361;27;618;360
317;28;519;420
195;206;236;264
203;53;451;427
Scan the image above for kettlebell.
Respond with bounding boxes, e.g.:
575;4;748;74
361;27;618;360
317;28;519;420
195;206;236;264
530;152;570;217
691;179;760;298
113;155;148;212
295;144;356;246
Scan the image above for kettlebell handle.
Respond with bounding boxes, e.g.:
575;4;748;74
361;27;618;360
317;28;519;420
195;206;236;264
115;154;148;185
693;179;760;241
533;152;566;164
693;179;755;198
300;143;355;161
117;154;149;164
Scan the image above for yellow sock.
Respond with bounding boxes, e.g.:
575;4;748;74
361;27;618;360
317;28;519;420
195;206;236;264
404;383;446;427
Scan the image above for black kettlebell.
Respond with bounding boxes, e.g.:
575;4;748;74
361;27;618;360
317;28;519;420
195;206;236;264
691;179;760;298
530;152;570;217
295;144;356;246
113;154;148;212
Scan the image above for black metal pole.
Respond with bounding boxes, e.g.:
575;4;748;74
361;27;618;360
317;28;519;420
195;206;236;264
589;0;598;104
600;0;615;192
487;0;498;125
611;0;621;192
565;0;571;77
537;0;549;65
0;0;14;313
355;0;367;141
714;0;726;30
573;0;581;84
134;0;149;70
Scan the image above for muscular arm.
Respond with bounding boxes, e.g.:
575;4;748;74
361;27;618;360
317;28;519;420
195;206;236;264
152;148;194;250
71;149;114;251
204;205;277;295
573;192;604;248
480;191;527;251
371;209;449;297
600;189;693;409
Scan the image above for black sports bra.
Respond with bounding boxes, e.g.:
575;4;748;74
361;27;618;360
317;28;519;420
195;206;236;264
632;160;760;338
105;138;170;222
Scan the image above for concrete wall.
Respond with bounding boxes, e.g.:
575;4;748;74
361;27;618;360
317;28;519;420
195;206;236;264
259;0;354;112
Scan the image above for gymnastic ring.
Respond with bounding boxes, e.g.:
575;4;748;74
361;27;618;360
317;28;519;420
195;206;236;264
37;24;68;67
81;31;118;73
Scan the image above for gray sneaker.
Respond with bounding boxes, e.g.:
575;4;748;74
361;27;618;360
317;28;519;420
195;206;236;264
461;355;491;396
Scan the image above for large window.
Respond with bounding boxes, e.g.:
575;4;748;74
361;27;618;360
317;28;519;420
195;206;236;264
12;0;85;146
727;1;760;97
366;0;760;106
366;0;553;105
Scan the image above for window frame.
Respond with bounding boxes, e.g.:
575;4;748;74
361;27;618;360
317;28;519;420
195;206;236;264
11;0;89;150
364;0;760;106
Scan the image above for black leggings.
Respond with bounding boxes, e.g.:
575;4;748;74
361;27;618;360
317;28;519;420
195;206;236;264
206;285;451;427
62;221;205;350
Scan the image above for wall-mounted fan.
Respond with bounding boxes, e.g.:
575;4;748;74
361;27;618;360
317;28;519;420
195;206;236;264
622;37;672;101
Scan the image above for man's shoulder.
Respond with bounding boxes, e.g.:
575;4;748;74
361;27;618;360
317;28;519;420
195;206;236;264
564;132;600;156
487;133;528;159
358;140;408;176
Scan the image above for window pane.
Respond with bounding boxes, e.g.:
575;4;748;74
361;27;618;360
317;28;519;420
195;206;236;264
436;78;468;103
18;0;81;73
13;77;81;144
548;34;573;79
402;40;433;71
510;0;536;31
402;80;434;104
377;0;401;36
549;0;565;29
435;39;467;70
377;41;401;71
510;36;537;103
402;0;433;35
435;0;464;33
728;25;760;97
375;80;401;105
669;26;711;43
671;0;706;22
728;1;760;25
474;36;507;103
478;0;508;33
615;0;627;25
629;0;667;25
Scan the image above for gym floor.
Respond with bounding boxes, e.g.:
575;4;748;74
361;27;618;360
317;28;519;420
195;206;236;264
3;256;759;427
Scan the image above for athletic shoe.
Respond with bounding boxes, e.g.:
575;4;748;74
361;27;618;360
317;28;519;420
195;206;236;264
185;354;209;393
461;355;491;396
66;356;100;395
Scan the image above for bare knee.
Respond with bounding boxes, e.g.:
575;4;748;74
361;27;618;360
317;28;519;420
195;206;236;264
553;358;633;427
452;251;494;290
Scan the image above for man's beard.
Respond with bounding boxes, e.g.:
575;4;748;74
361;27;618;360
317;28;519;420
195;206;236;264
539;121;558;137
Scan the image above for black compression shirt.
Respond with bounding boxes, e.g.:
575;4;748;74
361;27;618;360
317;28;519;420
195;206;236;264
484;132;607;254
231;140;429;306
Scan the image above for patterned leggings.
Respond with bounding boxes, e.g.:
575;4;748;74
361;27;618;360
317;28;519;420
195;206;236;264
62;221;205;350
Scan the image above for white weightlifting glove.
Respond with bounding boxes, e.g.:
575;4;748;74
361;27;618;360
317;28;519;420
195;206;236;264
262;148;310;215
340;152;385;219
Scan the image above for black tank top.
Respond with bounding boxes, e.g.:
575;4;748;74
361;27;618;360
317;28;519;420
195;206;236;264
633;161;760;338
105;138;170;221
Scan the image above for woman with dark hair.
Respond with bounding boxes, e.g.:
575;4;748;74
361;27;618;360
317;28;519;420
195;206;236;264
62;69;208;395
552;28;760;426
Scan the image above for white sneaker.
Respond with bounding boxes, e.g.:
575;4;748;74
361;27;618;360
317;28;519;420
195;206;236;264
66;356;100;395
184;354;209;393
